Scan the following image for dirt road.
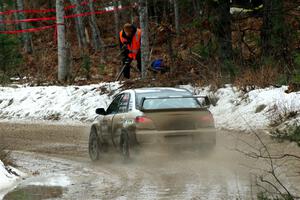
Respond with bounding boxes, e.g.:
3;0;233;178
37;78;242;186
1;122;300;199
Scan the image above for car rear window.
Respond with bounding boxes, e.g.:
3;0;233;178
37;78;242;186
135;90;201;110
142;97;201;110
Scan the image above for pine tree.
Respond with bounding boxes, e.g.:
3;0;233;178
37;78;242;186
173;0;180;35
88;0;105;52
0;35;22;82
261;0;287;58
16;0;33;54
0;0;5;31
70;0;87;50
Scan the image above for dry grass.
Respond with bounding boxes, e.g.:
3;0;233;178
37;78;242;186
266;103;298;128
234;65;280;92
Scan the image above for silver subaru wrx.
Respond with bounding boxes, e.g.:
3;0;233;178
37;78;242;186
88;87;216;161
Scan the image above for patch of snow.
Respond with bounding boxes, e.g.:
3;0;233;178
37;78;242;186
0;82;299;132
0;82;121;123
28;175;71;187
230;5;263;14
0;160;25;199
180;85;300;131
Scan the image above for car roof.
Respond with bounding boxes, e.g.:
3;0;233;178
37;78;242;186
132;87;191;94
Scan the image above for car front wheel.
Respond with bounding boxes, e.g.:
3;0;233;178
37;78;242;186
89;128;100;161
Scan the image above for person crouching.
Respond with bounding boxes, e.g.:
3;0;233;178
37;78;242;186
119;23;142;79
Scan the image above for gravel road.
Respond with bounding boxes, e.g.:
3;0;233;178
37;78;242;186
1;122;300;200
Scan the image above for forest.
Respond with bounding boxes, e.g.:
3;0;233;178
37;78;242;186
0;0;300;90
1;1;300;199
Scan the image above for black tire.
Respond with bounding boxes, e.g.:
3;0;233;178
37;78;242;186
89;128;100;161
120;130;130;160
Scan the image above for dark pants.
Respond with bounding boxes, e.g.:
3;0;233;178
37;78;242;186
123;52;141;79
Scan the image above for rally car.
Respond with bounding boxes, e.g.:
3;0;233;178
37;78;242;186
88;87;216;161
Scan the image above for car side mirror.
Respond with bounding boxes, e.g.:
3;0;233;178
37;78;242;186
95;108;106;115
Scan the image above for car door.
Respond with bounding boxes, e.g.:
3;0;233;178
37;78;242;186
111;93;131;146
100;94;123;140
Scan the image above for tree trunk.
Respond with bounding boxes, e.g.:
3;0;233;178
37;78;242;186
128;0;134;24
215;0;232;61
114;2;120;40
16;0;33;53
70;0;87;50
0;1;5;31
261;0;290;82
167;36;175;73
192;0;200;16
214;0;234;79
56;0;69;82
139;0;150;79
261;0;272;57
48;0;53;8
261;0;286;58
163;0;167;21
153;0;159;24
173;0;180;35
88;0;104;52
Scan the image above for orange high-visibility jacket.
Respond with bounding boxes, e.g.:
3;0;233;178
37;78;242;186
119;28;141;60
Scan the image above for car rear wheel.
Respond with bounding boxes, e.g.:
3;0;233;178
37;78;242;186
120;130;130;160
89;128;100;161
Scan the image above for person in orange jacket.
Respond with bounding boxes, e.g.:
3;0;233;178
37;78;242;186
119;23;142;79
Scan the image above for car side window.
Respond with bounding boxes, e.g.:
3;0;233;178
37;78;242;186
118;93;130;113
106;95;123;115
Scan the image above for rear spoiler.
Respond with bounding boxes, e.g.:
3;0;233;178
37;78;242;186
140;95;211;109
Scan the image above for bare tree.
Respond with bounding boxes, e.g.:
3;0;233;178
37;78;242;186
173;0;180;35
261;0;272;57
88;0;105;52
152;0;159;24
48;0;54;8
13;3;21;37
261;0;287;60
216;0;232;60
56;0;69;82
139;0;150;79
192;0;200;16
70;0;87;50
235;114;297;199
114;1;120;40
128;0;135;24
0;0;5;31
16;0;32;53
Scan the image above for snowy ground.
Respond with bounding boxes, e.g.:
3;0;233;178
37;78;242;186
0;83;299;131
0;83;299;196
0;160;25;199
0;82;120;123
185;85;300;132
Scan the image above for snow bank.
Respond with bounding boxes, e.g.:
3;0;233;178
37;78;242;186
0;160;24;199
0;82;120;122
184;85;300;131
0;83;299;131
